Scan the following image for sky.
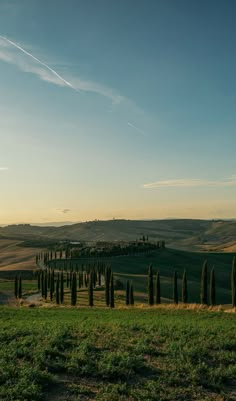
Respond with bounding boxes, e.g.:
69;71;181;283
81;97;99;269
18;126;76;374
1;0;236;224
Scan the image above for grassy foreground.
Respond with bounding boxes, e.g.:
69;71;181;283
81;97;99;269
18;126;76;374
0;307;236;401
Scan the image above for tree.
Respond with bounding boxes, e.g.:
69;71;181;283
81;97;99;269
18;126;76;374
182;270;188;304
148;265;154;306
60;272;64;304
52;269;55;293
41;270;44;298
88;272;94;307
130;282;134;305
232;257;236;307
56;275;60;305
71;272;77;306
110;273;115;308
18;275;22;299
44;271;47;300
201;260;208;305
14;275;18;298
210;267;216;306
173;271;178;304
126;280;130;306
105;266;111;306
156;272;161;304
50;272;54;301
37;271;41;291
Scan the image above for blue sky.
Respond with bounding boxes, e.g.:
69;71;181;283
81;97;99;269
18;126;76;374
0;0;236;223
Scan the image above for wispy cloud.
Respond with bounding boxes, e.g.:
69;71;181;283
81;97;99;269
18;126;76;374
143;178;236;189
127;122;147;136
0;36;122;103
56;208;71;214
0;167;8;171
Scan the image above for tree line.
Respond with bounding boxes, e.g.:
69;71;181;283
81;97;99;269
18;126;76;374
146;258;236;307
15;254;236;308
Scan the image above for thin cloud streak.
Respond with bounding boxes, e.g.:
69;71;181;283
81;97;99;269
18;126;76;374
0;167;8;171
127;122;147;136
0;36;76;90
143;178;236;189
0;36;122;103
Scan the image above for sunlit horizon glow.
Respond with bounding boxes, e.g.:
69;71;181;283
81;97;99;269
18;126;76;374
1;1;236;224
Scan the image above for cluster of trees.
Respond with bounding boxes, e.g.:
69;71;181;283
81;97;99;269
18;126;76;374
146;258;236;307
27;262;116;308
71;241;165;258
36;239;166;263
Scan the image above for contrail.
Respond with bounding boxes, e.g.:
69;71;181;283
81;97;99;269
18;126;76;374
0;36;76;91
127;122;147;137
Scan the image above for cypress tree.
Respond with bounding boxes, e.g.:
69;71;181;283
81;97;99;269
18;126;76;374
201;260;208;305
148;265;154;306
126;280;130;306
182;270;188;304
78;272;81;288
69;271;72;289
156;271;161;304
98;270;101;286
52;269;55;293
56;275;60;305
129;282;134;305
41;270;44;298
210;267;216;306
44;271;47;300
71;272;77;306
93;271;97;288
50;272;54;301
18;275;22;299
37;271;41;291
14;275;18;298
88;272;94;307
173;271;178;304
232;257;236;307
60;272;64;304
48;270;51;288
110;273;115;308
105;266;111;306
81;271;84;287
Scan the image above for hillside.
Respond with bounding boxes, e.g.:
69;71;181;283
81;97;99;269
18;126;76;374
1;219;236;251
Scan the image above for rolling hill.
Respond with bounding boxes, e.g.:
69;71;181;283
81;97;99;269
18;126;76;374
1;219;236;251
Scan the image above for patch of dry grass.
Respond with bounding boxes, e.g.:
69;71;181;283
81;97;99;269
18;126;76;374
0;239;39;271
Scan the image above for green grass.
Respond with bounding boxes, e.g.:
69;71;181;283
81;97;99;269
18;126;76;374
0;307;235;401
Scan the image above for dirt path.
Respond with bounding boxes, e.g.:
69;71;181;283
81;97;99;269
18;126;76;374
25;292;42;305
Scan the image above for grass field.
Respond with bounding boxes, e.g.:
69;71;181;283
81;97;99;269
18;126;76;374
0;307;235;401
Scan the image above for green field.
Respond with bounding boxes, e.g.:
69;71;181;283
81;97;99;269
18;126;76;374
0;307;235;401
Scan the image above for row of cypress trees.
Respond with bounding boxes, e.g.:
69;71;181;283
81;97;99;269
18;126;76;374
34;265;116;307
147;258;236;306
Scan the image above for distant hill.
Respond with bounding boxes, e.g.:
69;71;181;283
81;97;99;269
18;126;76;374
0;219;236;251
